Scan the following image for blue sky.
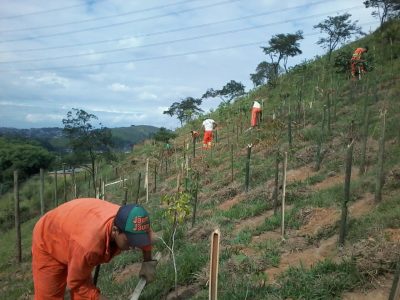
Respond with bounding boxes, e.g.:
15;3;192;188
0;0;378;129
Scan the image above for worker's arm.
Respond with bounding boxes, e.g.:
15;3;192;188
139;244;156;282
67;240;102;299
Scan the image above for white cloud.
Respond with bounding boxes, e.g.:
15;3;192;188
25;113;63;123
22;72;69;88
138;91;158;100
118;36;143;48
108;83;131;92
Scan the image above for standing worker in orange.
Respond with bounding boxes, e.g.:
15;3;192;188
351;46;368;79
250;100;262;128
32;198;156;300
201;118;217;149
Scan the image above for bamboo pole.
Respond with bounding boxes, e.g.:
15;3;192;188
389;262;400;300
209;229;221;300
245;144;252;192
230;144;234;183
375;110;387;203
136;172;141;204
281;152;287;239
54;168;58;207
339;140;354;246
145;158;149;203
273;151;280;215
63;163;67;203
14;170;22;263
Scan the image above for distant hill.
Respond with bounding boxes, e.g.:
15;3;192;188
0;125;160;152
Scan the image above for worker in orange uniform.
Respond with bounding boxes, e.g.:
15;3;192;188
201;118;217;149
32;199;156;300
351;46;368;79
250;100;262;128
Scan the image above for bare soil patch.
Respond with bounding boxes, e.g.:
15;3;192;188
264;235;339;282
233;209;275;234
349;193;375;218
113;262;142;283
252;230;282;243
312;171;358;191
286;165;316;183
296;207;340;237
342;275;393;300
384;228;400;242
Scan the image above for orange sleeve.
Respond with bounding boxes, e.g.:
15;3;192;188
67;240;101;300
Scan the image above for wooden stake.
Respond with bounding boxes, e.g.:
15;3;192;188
14;170;22;263
339;140;354;246
63;163;67;203
145;158;149;203
375;110;387;203
281;152;288;239
40;168;44;215
273;151;280;215
209;229;221;300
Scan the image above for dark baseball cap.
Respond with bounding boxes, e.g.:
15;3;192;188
115;204;151;248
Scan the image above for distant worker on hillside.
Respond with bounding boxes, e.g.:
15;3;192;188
201;118;217;149
351;46;368;79
32;199;156;300
250;100;262;128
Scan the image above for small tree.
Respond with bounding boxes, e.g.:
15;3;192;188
202;80;245;104
163;97;203;126
153;127;177;144
159;191;191;290
62;108;113;194
364;0;400;25
262;31;304;75
314;13;363;61
250;61;279;87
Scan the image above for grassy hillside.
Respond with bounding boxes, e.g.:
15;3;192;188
1;21;399;300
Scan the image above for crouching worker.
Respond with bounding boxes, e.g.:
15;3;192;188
32;198;156;300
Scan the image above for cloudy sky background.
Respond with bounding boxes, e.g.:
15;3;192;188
0;0;379;129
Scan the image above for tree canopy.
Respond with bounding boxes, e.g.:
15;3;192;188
364;0;400;25
314;13;363;61
0;137;54;191
163;97;203;126
62;108;113;193
202;80;245;104
153;127;178;144
250;61;279;87
262;30;304;74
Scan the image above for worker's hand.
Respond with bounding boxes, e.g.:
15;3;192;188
139;260;157;283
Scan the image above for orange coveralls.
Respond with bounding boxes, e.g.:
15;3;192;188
32;198;121;300
351;47;367;77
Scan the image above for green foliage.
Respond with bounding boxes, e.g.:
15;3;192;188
314;13;363;60
161;192;191;225
262;30;304;73
152;127;177;144
163;97;203;126
202;80;246;104
0;137;54;191
364;0;400;25
250;61;279;87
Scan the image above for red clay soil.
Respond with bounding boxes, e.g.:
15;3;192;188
296;207;340;237
264;235;339;282
113;262;142;283
218;194;244;211
233;209;275;234
252;230;282;243
261;192;376;282
384;228;400;242
312;171;358;191
342;274;393;300
286;165;316;183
